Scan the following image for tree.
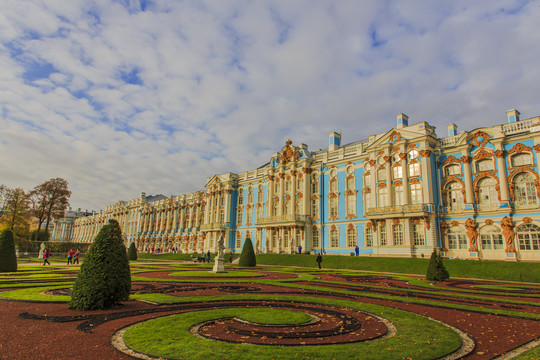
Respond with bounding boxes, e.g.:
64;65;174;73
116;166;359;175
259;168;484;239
30;178;71;241
0;187;31;236
238;237;256;267
29;229;50;242
69;219;131;310
426;249;449;282
127;242;137;261
0;229;18;272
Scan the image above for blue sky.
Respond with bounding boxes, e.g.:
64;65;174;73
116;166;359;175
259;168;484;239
1;0;539;211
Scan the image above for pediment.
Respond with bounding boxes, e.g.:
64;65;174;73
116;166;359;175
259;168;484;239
364;128;426;151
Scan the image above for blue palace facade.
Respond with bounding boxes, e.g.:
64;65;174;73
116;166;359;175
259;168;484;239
53;109;540;261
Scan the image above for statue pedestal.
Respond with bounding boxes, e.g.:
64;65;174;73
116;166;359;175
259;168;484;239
212;256;226;273
505;252;518;261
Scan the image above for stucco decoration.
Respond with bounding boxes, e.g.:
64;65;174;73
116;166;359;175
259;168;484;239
508;143;532;155
278;140;300;164
500;217;516;253
473;148;493;161
469;131;492;148
465;218;479;252
388;130;403;143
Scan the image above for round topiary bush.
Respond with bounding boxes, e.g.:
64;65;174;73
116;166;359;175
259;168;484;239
69;219;131;310
426;249;449;282
238;237;256;267
127;242;137;261
0;229;17;272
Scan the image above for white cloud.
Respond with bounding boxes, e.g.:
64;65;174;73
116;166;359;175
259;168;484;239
1;0;539;211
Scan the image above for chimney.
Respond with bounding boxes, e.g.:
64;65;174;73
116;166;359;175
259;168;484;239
397;113;409;129
506;109;520;123
329;132;341;151
448;123;458;137
141;192;146;198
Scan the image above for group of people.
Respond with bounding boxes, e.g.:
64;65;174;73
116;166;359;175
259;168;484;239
67;249;80;265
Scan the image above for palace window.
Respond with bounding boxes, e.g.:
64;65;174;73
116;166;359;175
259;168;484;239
377;187;388;207
379;225;387;246
445;164;460;177
409;163;421;177
294;231;301;248
312;198;319;217
219;208;225;223
296;197;303;215
365;227;373;247
346;177;355;191
283;231;289;248
413;224;425;246
257;186;264;203
394;185;404;206
312;228;320;248
480;225;504;250
329;196;339;218
273;200;279;216
285;180;291;193
256;205;263;220
512;153;532;167
410;183;422;204
285;200;292;215
330;228;339;247
476;159;494;172
330;179;339;193
514;172;538;206
312;182;319;194
408;150;419;160
446;181;464;209
247;192;253;205
392;224;404;246
363;173;371;188
393;166;403;179
448;227;467;249
236;232;242;248
346;227;357;247
297;177;303;189
517;224;540;250
377;168;387;181
236;207;243;225
346;194;356;216
246;207;253;224
272;232;277;248
364;192;372;210
478;177;498;206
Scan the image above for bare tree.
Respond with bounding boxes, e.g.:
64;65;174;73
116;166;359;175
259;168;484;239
30;178;71;239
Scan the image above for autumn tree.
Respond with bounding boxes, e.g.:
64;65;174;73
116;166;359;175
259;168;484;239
0;187;31;236
30;178;71;241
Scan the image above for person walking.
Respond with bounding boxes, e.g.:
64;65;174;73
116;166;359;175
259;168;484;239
67;249;74;265
298;245;302;254
207;250;211;263
355;245;359;256
43;249;51;266
316;253;323;269
73;249;80;264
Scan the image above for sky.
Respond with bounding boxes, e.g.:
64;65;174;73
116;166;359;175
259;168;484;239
1;0;540;212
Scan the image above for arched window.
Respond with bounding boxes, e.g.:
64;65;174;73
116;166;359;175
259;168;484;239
330;228;339;247
377;187;388;207
446;181;464;210
346;226;357;247
394;185;404;206
329;196;339;218
236;207;243;225
257;186;264;203
409;163;421;177
393;166;403;179
476;159;494;172
330;179;339;193
413;223;425;246
379;224;387;246
392;224;404;246
445;164;460;177
447;226;467;249
478;177;498;206
311;198;319;217
236;231;242;248
516;224;540;250
480;225;504;250
514;172;538;206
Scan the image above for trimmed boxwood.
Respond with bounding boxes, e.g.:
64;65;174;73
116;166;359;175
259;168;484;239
426;249;449;282
0;229;17;272
238;237;256;267
127;242;137;261
68;219;131;310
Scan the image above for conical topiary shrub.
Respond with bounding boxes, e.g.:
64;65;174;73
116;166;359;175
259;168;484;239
127;242;137;261
238;237;256;267
0;229;17;272
426;249;449;282
69;219;131;310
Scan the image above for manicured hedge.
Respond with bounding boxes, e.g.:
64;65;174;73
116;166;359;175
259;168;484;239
127;242;138;261
0;229;17;272
69;220;131;310
15;239;91;254
238;237;256;267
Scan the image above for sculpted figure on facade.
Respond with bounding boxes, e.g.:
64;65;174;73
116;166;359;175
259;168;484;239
465;218;479;252
501;216;516;253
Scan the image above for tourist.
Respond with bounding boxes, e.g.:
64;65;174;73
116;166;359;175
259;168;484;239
355;245;359;256
43;249;50;266
316;253;323;269
73;249;80;264
67;249;74;265
298;245;302;254
207;250;211;263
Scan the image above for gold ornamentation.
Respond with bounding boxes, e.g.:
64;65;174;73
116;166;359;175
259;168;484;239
523;217;532;224
473;148;493;161
278;140;300;164
442;155;461;166
388;130;403;143
465;218;478;252
485;219;493;225
469;131;492;148
461;156;471;164
393;218;400;225
501;216;516;253
419;150;431;158
508;143;532;155
495;150;506;158
423;216;430;230
384;156;391;163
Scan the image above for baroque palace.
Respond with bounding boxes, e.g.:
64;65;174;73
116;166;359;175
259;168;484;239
52;109;540;261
